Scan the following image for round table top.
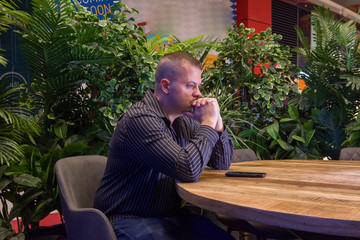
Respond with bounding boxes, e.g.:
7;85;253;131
176;160;360;237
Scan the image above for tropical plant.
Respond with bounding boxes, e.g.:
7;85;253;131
265;105;320;159
17;0;213;129
8;0;214;236
233;105;320;160
293;6;360;159
16;0;113;136
343;114;360;147
0;77;40;240
0;79;40;165
86;9;214;124
0;120;87;240
0;0;29;66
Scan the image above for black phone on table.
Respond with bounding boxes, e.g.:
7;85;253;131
225;171;266;178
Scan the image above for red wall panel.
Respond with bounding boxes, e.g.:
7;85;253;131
237;0;272;32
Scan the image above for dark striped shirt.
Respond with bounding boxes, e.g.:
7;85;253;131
94;90;233;222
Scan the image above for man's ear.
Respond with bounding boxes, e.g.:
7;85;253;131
160;78;171;94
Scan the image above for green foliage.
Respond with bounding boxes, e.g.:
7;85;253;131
202;72;259;150
0;79;40;165
203;22;298;128
8;0;212;236
293;6;360;159
235;105;320;160
0;121;87;239
266;105;320;159
82;5;213;125
0;0;29;66
343;114;360;147
202;23;299;159
17;0;212;130
16;0;113;136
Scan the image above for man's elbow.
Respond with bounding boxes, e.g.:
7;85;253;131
177;169;202;183
179;177;199;183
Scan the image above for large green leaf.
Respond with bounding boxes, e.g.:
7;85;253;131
305;129;316;146
0;226;13;240
266;122;279;140
4;166;29;176
288;105;299;121
53;120;67;140
292;135;305;144
277;139;295;151
13;174;41;188
63;142;87;157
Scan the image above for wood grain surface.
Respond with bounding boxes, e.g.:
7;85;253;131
176;160;360;237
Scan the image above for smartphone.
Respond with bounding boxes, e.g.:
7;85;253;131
225;171;266;178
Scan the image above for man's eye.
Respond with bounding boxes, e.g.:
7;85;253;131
187;84;195;88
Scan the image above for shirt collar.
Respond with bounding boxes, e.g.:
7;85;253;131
143;89;171;126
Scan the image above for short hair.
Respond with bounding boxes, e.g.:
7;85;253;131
155;52;203;85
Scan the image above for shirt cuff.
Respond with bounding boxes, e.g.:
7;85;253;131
218;125;230;143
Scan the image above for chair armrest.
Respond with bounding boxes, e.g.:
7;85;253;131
62;207;117;240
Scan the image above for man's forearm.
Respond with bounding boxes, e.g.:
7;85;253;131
207;127;233;169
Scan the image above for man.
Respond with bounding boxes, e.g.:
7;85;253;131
94;52;234;240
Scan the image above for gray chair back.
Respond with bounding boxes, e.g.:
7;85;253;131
55;155;116;240
232;149;258;162
339;147;360;160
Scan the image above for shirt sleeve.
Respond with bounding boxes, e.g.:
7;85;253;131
207;127;234;170
182;115;234;170
124;113;229;182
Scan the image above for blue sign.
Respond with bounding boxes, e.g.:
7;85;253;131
76;0;114;18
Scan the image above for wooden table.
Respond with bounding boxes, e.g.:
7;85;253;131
176;160;360;238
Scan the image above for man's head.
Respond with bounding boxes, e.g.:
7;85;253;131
155;52;203;88
154;52;203;122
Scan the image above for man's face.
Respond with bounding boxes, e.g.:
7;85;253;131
168;62;202;114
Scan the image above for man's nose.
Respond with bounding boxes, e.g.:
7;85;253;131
193;86;202;98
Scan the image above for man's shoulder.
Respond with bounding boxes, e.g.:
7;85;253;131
119;100;161;128
119;91;169;127
126;99;158;118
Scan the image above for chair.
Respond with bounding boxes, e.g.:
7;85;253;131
215;149;297;240
339;147;360;160
55;155;117;240
232;148;258;162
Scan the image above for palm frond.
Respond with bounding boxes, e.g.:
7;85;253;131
294;25;311;58
0;136;24;165
17;0;74;78
0;0;29;66
165;34;214;59
145;35;175;56
0;78;41;165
